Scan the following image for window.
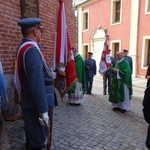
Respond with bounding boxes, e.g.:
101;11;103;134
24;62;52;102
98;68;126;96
83;10;89;30
142;37;150;68
111;0;122;25
110;40;121;60
145;0;150;14
83;45;88;59
115;1;121;22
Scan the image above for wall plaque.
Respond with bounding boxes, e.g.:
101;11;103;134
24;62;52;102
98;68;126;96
21;0;39;18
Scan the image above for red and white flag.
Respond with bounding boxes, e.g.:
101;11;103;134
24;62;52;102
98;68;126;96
55;0;77;98
99;31;111;74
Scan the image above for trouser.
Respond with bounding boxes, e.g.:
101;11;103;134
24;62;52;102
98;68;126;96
26;139;45;150
22;108;48;150
103;73;112;94
86;77;93;93
146;124;150;149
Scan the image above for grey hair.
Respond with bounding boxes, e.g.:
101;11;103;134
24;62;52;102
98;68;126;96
72;47;77;52
21;27;35;37
117;51;124;56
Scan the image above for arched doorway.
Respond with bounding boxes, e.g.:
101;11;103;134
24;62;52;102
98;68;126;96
90;29;105;72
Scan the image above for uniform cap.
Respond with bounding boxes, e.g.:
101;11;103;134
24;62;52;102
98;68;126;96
17;18;42;29
123;49;128;53
88;52;93;55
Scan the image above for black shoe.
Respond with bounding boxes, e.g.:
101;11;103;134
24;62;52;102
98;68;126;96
86;92;91;94
74;103;80;106
120;109;126;113
113;107;121;111
69;103;74;106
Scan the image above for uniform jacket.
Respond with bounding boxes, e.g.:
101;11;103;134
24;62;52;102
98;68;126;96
18;39;56;114
124;56;133;74
84;58;97;78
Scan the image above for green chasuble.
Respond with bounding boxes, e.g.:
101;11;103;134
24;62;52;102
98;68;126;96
109;59;132;104
68;54;86;95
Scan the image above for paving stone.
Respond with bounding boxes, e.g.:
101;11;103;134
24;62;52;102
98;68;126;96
1;76;149;150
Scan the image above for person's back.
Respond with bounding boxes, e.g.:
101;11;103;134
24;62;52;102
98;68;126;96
142;86;150;149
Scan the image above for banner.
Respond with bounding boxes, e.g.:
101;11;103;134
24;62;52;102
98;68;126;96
99;30;111;74
0;60;7;110
55;0;77;98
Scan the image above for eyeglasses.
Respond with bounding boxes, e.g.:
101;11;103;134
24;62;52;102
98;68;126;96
35;25;43;33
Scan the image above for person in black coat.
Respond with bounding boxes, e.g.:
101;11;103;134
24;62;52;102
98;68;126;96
143;85;150;149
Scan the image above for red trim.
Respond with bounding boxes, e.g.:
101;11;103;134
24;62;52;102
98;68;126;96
17;44;33;87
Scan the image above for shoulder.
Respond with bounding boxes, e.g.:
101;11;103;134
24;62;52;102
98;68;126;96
26;46;39;55
127;56;132;60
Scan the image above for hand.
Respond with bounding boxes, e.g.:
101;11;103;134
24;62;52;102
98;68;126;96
39;112;49;127
53;72;57;80
147;76;150;80
113;69;118;73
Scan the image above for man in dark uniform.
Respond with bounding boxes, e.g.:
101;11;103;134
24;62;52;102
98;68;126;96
16;18;57;150
123;49;133;74
103;49;115;95
84;52;96;94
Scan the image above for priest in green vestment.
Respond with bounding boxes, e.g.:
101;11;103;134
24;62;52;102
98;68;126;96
109;51;132;113
68;47;86;105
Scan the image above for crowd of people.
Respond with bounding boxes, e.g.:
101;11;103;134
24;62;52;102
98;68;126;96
1;16;150;150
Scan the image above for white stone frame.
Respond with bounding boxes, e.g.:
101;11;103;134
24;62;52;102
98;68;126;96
145;0;150;15
82;9;89;32
141;36;150;69
110;0;122;26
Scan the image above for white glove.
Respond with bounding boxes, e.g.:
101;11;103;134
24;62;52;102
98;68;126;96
39;112;49;127
52;72;57;79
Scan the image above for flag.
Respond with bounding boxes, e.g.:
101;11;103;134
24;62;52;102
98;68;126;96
0;59;7;110
55;0;77;98
99;30;111;74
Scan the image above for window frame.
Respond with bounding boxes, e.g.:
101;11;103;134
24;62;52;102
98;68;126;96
141;36;150;69
82;9;89;31
145;0;150;15
110;0;122;26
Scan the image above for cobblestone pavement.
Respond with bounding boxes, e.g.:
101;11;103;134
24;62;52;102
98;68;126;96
1;76;149;150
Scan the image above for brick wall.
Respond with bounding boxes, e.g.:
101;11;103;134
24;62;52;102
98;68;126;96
0;0;76;74
0;0;76;121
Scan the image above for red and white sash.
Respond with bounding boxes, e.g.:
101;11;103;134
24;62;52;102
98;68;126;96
14;41;53;102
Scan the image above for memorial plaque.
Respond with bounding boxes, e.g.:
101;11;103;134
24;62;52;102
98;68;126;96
21;0;39;18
